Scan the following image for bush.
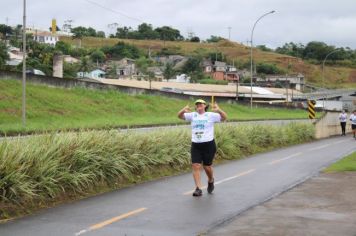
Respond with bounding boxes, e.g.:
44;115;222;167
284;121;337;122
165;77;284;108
199;78;228;85
0;123;315;219
256;62;286;75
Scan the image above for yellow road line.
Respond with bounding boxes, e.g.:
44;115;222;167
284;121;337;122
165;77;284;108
269;152;302;165
183;169;256;195
75;208;147;236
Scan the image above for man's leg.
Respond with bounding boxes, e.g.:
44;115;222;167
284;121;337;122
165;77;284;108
203;165;214;183
192;163;202;188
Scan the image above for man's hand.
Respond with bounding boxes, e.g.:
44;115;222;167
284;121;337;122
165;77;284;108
183;105;191;113
178;104;191;120
212;102;227;121
212;102;220;112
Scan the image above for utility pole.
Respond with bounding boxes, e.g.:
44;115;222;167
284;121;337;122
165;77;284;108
22;0;27;126
5;17;9;25
227;27;231;40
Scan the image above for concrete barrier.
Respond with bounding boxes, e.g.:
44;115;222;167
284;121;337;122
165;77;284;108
315;111;352;139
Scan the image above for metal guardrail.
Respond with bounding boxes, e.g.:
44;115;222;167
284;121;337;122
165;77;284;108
293;88;356;101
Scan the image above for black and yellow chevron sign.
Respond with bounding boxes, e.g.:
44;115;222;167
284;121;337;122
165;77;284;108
308;100;316;119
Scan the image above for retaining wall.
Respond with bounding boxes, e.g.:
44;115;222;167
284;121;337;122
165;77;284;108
315;111;352;139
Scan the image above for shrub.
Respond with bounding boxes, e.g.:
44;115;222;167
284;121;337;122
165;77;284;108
0;123;315;219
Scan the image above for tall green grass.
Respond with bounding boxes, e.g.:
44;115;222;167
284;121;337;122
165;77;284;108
0;122;315;219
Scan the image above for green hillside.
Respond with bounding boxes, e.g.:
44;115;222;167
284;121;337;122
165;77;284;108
0;79;311;135
61;37;356;88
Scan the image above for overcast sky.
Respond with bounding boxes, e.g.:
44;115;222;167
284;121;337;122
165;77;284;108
1;0;355;49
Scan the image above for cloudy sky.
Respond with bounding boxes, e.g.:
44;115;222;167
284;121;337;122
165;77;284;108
1;0;355;49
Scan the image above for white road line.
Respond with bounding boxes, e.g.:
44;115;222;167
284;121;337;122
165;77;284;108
183;169;256;195
308;144;330;151
74;208;147;236
269;152;303;165
332;140;348;145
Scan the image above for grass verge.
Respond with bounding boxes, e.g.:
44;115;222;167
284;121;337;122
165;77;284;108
0;122;315;220
0;79;314;136
324;152;356;172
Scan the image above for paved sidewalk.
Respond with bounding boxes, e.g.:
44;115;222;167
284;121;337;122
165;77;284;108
207;172;356;236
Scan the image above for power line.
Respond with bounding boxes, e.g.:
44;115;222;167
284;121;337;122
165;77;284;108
83;0;143;23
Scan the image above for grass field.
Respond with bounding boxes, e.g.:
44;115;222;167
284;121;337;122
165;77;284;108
325;152;356;172
61;36;356;88
0;79;314;135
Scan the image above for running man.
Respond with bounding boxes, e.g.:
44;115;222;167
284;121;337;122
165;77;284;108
350;110;356;139
178;99;227;197
339;110;347;136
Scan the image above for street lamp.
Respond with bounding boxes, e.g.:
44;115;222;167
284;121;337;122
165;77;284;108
322;48;340;110
250;10;275;109
22;0;27;126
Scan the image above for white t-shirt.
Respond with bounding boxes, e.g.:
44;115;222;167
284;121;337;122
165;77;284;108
339;113;347;122
184;112;221;143
350;114;356;125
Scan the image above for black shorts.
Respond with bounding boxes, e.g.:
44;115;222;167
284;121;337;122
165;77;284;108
352;124;356;130
191;140;217;166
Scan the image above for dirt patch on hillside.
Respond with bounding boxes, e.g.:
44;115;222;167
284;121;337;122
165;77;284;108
207;172;356;236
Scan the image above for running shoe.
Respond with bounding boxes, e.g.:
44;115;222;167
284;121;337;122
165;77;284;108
192;187;202;197
207;179;214;194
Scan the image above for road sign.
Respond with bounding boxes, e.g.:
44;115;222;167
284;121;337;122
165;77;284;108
308;100;316;119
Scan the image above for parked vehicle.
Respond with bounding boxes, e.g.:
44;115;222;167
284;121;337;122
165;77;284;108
160;87;184;94
26;69;46;76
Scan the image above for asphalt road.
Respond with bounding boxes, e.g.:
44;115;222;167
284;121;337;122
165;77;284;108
1;135;354;236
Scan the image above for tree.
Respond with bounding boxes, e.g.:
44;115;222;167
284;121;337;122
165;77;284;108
0;41;9;68
63;62;80;78
86;27;96;37
136;23;159;39
181;56;204;83
71;27;85;48
55;41;71;55
206;35;224;43
0;24;12;39
155;26;184;41
102;42;141;59
96;31;106;38
208;52;225;62
90;49;106;63
79;56;92;74
189;71;204;83
115;26;132;38
182;56;202;74
147;71;155;89
256;62;285;75
257;45;272;52
190;36;200;42
107;63;118;79
302;41;333;61
71;26;88;38
136;56;150;73
163;63;175;81
275;42;305;58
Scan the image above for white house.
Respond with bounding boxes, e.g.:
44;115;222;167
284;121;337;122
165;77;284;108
77;69;106;79
168;74;190;83
6;47;25;66
33;31;59;46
